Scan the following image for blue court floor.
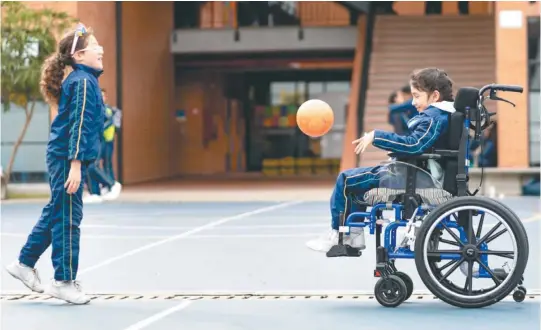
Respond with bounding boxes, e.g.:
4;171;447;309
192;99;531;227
1;198;540;330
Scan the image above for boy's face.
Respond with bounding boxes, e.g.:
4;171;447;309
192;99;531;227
395;91;405;104
410;85;440;112
102;91;107;103
74;35;104;70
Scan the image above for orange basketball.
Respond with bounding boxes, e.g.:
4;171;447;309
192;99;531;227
296;99;334;137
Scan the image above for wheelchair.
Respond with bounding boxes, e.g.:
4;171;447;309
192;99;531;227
327;84;530;308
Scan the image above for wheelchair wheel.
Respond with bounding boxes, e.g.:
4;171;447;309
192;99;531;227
414;196;529;308
394;271;414;300
374;275;408;307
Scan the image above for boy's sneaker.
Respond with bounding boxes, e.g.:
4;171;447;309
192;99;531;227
102;182;122;201
46;280;91;305
5;260;44;293
306;227;366;253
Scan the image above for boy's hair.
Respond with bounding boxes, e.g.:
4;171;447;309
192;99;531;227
101;88;106;93
400;85;411;95
39;26;94;106
388;91;397;104
409;68;454;102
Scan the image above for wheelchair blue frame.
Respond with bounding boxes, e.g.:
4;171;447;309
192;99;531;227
342;110;494;278
344;205;492;278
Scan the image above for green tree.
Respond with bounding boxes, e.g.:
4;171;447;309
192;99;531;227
1;2;76;186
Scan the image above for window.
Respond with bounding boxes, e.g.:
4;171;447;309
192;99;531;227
528;17;540;166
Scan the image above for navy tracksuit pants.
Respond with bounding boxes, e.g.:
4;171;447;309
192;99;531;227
330;166;390;229
18;156;87;281
330;163;440;229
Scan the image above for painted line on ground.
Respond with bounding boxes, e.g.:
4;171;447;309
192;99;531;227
79;223;328;231
77;201;303;276
123;300;193;330
1;232;322;240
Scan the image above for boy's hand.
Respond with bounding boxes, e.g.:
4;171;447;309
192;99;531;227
65;160;82;194
352;131;375;154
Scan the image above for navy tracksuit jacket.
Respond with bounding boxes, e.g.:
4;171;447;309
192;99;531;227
330;102;455;229
19;64;104;281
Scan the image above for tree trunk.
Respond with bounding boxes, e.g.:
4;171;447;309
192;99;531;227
5;102;36;185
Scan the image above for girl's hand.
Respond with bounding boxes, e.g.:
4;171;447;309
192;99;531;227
65;160;82;194
352;131;375;154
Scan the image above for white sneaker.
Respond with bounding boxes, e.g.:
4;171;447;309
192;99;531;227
5;260;44;293
83;194;103;204
102;182;122;201
46;280;91;305
306;227;366;253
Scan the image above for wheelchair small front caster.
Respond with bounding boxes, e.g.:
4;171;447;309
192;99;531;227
374;275;407;307
513;286;527;303
394;271;414;300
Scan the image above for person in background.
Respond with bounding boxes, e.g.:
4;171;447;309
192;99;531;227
470;122;498;168
101;88;116;181
82;90;122;204
388;85;419;135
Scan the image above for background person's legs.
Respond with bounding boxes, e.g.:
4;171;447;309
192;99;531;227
83;166;103;204
102;141;115;181
87;162;122;201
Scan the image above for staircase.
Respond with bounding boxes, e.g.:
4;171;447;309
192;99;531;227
360;15;496;167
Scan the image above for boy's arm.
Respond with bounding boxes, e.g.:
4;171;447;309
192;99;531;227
68;78;97;162
372;117;444;155
103;107;114;129
389;99;417;114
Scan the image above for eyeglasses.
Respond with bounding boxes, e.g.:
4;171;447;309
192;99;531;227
78;45;104;54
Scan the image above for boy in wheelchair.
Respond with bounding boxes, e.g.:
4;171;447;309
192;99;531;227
306;67;456;253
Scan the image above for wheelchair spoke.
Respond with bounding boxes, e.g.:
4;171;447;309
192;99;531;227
476;222;502;247
439;257;465;282
475;213;485;239
476;257;502;285
484;228;508;244
463;260;474;295
441;221;464;247
466;210;475;244
478;250;514;258
427;249;462;257
438;259;458;272
439;238;460;247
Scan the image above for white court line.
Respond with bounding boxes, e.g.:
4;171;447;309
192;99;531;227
1;232;321;240
78;223;327;231
77;200;303;276
123;300;192;330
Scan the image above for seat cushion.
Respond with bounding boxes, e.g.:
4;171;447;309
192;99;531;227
363;188;453;206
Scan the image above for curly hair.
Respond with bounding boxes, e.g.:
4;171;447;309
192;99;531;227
39;27;94;106
409;67;454;102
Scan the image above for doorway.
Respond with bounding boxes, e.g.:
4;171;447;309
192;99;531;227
241;70;351;175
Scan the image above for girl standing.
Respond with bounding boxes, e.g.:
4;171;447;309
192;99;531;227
5;24;104;305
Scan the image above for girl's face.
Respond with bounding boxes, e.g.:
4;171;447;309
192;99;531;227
73;35;104;70
410;84;440;112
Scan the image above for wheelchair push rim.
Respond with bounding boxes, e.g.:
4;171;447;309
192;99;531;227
414;197;529;307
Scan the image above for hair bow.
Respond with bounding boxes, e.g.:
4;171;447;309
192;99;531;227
70;23;87;55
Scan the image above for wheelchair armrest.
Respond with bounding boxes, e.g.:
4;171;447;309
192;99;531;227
388;153;442;160
433;149;459;158
387;150;458;161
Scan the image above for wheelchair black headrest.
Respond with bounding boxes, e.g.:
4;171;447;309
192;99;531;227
454;87;479;114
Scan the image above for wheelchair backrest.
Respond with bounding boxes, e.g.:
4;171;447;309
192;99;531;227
442;87;478;195
442;111;464;195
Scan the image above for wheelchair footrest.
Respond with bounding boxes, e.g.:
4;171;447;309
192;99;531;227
326;244;362;257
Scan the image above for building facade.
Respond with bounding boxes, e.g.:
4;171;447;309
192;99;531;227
3;1;539;184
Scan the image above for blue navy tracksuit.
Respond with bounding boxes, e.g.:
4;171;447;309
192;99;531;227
19;64;104;281
330;102;454;229
388;99;419;135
